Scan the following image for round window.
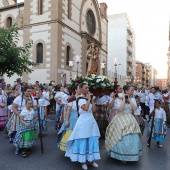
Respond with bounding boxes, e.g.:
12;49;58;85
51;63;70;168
86;10;96;35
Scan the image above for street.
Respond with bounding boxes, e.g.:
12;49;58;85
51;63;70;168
0;114;170;170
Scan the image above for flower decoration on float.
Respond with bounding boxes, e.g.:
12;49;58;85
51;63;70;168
69;74;114;90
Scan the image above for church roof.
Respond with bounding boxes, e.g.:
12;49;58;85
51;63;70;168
0;2;24;11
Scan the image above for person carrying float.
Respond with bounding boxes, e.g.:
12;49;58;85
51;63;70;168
65;83;100;170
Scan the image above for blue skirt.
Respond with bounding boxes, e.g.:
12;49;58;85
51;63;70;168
67;136;100;163
109;134;142;161
148;118;167;142
57;110;78;149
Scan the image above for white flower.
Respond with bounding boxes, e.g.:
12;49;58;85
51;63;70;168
101;77;105;81
83;81;88;84
91;74;96;79
96;79;101;83
101;83;106;87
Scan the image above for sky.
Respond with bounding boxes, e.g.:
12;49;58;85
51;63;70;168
99;0;170;78
17;0;170;78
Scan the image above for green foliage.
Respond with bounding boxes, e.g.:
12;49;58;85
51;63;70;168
0;24;38;77
70;74;114;90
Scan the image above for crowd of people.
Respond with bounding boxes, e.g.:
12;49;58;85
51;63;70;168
0;77;169;170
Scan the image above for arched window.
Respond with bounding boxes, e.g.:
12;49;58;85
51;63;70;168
68;0;72;19
36;43;43;63
66;46;70;66
6;17;12;28
86;10;96;35
38;0;43;15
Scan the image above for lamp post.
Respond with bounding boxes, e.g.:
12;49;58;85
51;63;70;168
114;58;118;85
100;63;105;75
74;55;81;78
68;61;73;80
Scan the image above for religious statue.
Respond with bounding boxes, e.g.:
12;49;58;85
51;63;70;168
86;43;99;76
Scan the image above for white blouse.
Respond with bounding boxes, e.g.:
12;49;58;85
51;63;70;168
67;100;77;110
95;95;112;105
20;108;34;120
78;98;92;114
134;106;142;116
13;95;37;111
110;98;120;110
117;98;137;114
150;107;166;121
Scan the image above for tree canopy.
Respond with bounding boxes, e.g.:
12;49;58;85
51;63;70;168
0;24;38;77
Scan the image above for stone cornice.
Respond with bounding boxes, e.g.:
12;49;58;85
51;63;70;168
80;31;102;47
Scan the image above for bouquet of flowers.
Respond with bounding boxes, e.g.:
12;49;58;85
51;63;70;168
70;74;113;90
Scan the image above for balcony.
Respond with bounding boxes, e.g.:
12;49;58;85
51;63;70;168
127;66;132;72
127;27;133;35
127;56;133;63
127;36;132;44
127;46;133;55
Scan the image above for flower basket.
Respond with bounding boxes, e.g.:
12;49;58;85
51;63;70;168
69;74;114;96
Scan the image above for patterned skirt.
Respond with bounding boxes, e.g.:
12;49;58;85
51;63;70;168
148;118;167;142
13;120;36;148
108;109;118;124
66;137;100;163
93;105;109;137
0;115;7;129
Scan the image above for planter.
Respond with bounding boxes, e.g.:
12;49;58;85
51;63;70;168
89;88;114;97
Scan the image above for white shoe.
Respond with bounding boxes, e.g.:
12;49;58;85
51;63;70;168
157;143;163;148
91;162;98;168
82;164;88;170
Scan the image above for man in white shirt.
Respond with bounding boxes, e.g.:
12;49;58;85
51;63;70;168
139;87;147;119
148;86;164;110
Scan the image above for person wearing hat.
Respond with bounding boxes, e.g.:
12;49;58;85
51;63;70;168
0;85;7;130
147;99;167;147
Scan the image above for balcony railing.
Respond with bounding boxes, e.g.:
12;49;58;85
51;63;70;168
127;56;133;63
127;27;133;35
127;66;132;72
127;36;132;44
127;46;133;55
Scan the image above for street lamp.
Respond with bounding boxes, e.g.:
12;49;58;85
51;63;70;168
114;58;118;85
68;61;73;80
74;55;81;78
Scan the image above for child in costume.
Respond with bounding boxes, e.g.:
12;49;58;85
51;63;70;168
147;99;167;147
13;99;36;157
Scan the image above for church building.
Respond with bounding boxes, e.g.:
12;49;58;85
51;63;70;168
0;0;108;84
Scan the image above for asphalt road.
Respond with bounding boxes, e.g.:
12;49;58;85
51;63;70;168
0;114;170;170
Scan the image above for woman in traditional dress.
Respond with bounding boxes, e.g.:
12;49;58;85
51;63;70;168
12;86;37;154
13;99;36;157
57;85;80;151
65;83;100;170
108;85;123;124
147;99;167;147
93;94;111;137
105;85;142;162
0;85;7;130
